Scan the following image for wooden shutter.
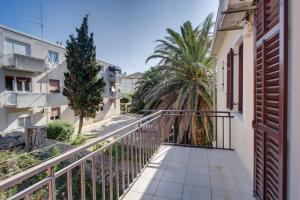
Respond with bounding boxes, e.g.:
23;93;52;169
226;48;234;110
253;0;288;199
238;43;243;113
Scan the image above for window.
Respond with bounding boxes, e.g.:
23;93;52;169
5;76;14;91
18;116;31;127
16;77;31;92
100;103;104;111
49;79;60;93
238;43;244;113
48;50;59;64
50;107;60;120
226;48;234;110
4;38;30;56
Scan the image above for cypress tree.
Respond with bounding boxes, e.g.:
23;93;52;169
63;15;106;134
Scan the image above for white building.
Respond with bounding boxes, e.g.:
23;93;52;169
212;0;300;199
0;25;121;135
121;72;142;97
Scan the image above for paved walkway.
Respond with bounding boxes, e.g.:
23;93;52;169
82;114;143;140
124;145;255;200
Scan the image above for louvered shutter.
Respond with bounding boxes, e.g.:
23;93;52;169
238;43;243;113
253;0;288;199
226;48;234;110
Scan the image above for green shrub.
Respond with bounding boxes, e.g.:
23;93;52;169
69;135;88;146
47;120;74;142
120;97;129;103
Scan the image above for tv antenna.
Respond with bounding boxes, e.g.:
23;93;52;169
30;6;44;39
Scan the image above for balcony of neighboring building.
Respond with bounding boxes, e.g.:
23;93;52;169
108;85;118;99
1;76;47;108
2;54;48;73
46;79;68;107
108;65;122;83
1;91;47;108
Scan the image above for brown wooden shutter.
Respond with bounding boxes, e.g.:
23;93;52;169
238;43;243;113
226;48;234;110
253;0;288;199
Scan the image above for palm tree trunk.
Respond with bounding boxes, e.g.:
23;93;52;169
78;115;84;135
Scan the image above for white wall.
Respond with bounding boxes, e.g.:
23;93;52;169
215;22;254;179
287;0;300;199
0;27;122;134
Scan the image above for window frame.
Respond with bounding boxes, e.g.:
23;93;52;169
5;76;14;91
49;79;61;93
48;50;60;64
50;107;61;120
4;38;31;56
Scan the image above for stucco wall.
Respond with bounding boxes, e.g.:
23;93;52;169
215;22;254;180
287;0;300;199
0;27;121;133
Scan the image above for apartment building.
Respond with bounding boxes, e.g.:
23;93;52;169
212;0;299;199
121;72;142;97
0;25;121;135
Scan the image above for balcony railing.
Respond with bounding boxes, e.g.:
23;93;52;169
1;91;47;108
0;110;233;200
3;54;48;73
109;91;118;99
46;93;68;107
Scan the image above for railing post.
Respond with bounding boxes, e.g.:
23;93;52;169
92;156;96;200
80;163;85;200
47;166;56;200
222;116;225;149
160;112;164;144
115;143;119;199
229;112;232;149
67;169;72;200
139;124;142;171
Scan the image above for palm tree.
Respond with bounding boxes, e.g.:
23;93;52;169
135;13;214;145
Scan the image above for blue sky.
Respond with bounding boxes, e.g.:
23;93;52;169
0;0;218;74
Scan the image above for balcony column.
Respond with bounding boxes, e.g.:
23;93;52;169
13;76;16;92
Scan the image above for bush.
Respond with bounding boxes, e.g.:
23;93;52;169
47;120;74;142
69;135;86;146
120;97;129;103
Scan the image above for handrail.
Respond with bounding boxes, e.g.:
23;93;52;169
0;110;233;200
0;110;162;191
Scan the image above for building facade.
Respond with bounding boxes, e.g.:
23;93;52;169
0;25;121;135
212;0;300;199
121;72;142;97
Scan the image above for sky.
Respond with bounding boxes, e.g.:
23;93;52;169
0;0;219;74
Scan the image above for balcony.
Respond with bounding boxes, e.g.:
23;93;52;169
109;74;117;83
1;91;47;108
46;93;68;107
0;111;253;200
3;54;48;73
215;0;255;32
109;91;118;99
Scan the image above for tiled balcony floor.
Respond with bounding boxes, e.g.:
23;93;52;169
124;145;255;200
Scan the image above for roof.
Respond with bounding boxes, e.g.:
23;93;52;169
123;72;143;79
0;24;65;49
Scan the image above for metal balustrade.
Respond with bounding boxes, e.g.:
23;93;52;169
0;110;233;200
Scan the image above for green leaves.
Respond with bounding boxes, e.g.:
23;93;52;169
63;15;106;130
134;14;215;144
